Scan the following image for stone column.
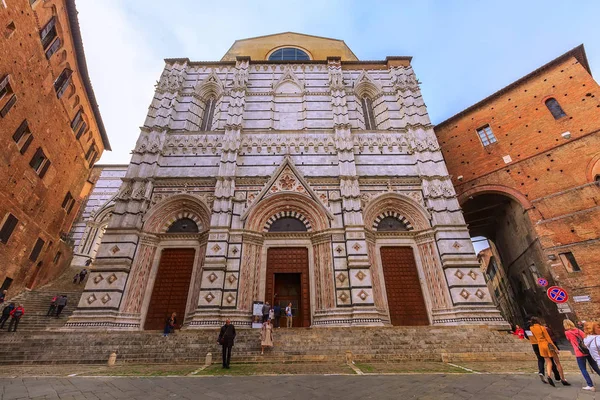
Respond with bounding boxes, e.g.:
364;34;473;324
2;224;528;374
321;58;384;326
193;57;249;327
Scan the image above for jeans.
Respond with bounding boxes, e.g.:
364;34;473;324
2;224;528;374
532;344;560;379
577;355;600;387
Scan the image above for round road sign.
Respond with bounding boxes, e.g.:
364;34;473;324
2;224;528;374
547;286;568;304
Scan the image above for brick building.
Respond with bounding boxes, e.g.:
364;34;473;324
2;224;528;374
435;45;600;331
0;0;110;295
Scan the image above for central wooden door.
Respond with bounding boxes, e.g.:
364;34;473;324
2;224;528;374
144;248;195;330
380;246;429;326
266;248;310;327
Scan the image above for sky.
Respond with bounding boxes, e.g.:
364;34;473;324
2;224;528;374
77;0;600;165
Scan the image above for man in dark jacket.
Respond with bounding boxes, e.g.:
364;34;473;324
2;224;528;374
55;295;67;318
0;302;15;329
8;304;24;332
218;319;236;369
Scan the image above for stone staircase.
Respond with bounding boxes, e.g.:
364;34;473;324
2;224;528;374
0;326;534;365
1;266;87;332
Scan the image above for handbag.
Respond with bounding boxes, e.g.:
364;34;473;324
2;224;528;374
575;331;590;355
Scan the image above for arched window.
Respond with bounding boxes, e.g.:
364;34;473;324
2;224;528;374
167;218;199;233
376;216;408;232
360;96;376;130
268;217;307;232
268;48;310;61
200;96;216;131
545;98;566;119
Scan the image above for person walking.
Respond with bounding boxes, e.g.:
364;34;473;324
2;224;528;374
46;295;58;317
261;319;274;355
285;302;293;328
55;295;68;318
261;302;270;323
0;302;15;329
564;319;599;392
7;304;24;332
584;322;600;366
163;312;177;337
530;317;570;387
218;319;236;369
78;269;88;284
273;303;281;328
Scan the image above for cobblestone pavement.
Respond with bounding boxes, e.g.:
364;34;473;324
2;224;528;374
0;373;597;400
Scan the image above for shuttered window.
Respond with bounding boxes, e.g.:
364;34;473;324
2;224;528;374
12;120;33;154
29;238;45;262
0;214;18;244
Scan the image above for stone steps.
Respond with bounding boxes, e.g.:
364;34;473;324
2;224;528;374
0;326;533;365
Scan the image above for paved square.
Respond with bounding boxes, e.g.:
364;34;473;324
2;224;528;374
0;374;597;400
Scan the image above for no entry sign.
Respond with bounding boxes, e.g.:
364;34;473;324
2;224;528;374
537;278;548;287
547;286;568;304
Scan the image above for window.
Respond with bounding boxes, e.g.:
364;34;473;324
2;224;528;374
85;143;98;166
0;74;16;118
545;98;566;119
40;17;59;58
476;125;497;146
53;68;72;98
29;238;45;262
12;120;33;154
62;192;75;214
29;147;51;178
268;48;310;61
361;96;376;130
0;213;18;244
200;97;215;131
559;252;580;272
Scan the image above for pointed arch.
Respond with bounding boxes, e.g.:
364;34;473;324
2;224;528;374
143;193;211;234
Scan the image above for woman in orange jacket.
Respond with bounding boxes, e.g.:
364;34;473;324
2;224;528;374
529;317;570;387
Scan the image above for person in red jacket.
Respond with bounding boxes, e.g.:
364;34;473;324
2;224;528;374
7;304;24;332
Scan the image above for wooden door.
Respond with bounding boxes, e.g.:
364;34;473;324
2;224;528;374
144;248;195;330
380;246;429;326
265;248;310;327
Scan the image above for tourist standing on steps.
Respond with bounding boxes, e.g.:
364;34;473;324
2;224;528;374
163;312;177;337
0;302;15;329
529;317;570;387
261;319;274;355
78;269;88;284
261;302;270;323
7;304;24;332
285;303;293;328
218;319;236;369
55;295;68;318
273;303;281;328
564;319;599;392
0;289;7;304
584;322;600;366
46;295;58;316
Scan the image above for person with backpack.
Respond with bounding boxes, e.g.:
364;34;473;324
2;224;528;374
564;319;599;392
46;295;58;316
0;302;15;329
7;304;24;332
55;295;68;318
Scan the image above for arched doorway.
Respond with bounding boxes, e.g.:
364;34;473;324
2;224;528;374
461;192;562;332
144;218;199;330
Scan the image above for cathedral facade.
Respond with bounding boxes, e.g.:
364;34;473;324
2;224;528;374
66;33;506;330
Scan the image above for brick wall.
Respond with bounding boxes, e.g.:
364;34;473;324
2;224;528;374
0;0;106;295
435;48;600;322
